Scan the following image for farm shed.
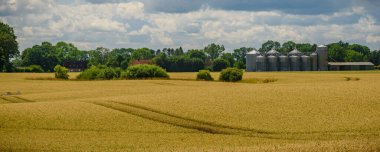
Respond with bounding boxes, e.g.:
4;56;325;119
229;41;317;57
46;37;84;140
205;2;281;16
328;62;374;71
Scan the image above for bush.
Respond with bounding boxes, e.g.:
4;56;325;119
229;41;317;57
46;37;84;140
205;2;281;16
219;68;243;82
122;64;169;79
54;65;69;79
16;65;44;73
196;70;213;81
77;66;119;80
212;58;230;72
96;67;118;80
77;66;100;80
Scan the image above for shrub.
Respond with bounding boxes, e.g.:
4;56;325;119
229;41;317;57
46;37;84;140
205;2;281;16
219;68;243;82
212;58;230;72
77;66;120;80
96;67;117;80
196;70;213;81
16;65;44;73
54;65;69;79
77;66;101;80
123;64;169;79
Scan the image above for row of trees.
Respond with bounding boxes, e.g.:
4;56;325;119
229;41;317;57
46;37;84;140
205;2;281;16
1;22;380;72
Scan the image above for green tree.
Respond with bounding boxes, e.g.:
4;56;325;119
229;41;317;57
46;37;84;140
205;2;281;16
296;43;315;53
132;48;154;60
327;43;346;62
221;53;234;67
232;47;253;69
260;40;280;52
106;48;133;68
204;43;225;61
368;50;380;65
281;41;296;53
212;58;229;71
0;22;19;72
21;42;59;71
344;50;364;62
187;49;207;61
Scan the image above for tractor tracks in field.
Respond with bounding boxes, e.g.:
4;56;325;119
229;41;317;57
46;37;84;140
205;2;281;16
91;101;280;138
0;96;36;104
90;101;380;139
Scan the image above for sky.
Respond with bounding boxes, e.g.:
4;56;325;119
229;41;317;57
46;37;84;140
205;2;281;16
1;0;380;51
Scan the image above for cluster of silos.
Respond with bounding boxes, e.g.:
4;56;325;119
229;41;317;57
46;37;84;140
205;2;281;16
245;45;329;72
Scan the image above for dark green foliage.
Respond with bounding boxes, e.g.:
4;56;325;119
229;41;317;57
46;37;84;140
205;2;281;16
204;43;225;61
212;58;229;71
221;53;235;67
77;66;101;80
77;66;119;80
186;49;207;61
219;68;243;82
16;65;44;73
0;22;19;72
260;40;281;52
196;70;213;81
123;64;169;79
54;65;69;79
164;56;205;72
132;48;155;60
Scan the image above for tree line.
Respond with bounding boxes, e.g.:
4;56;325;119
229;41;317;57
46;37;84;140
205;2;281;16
1;22;380;72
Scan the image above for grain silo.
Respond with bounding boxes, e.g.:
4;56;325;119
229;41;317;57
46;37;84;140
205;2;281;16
301;55;311;71
268;55;278;71
310;52;318;71
316;45;328;71
256;55;267;72
279;55;289;71
290;55;301;71
289;49;302;71
266;49;280;71
245;49;260;72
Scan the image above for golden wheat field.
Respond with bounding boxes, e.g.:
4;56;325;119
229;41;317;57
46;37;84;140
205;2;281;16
0;71;379;151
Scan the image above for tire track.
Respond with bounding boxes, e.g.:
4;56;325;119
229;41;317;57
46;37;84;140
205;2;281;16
91;101;275;137
90;101;379;140
0;96;36;104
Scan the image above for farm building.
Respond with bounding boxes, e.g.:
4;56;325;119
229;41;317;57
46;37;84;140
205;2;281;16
246;45;329;72
246;45;375;72
328;62;374;71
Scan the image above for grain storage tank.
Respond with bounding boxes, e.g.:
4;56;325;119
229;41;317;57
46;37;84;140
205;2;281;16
279;55;289;71
266;48;280;56
310;52;318;71
268;55;278;71
256;55;267;72
245;49;260;72
289;48;302;71
316;45;328;71
289;48;303;56
290;55;301;71
301;55;311;71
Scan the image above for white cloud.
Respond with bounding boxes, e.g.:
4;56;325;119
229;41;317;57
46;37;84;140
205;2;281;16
1;0;380;51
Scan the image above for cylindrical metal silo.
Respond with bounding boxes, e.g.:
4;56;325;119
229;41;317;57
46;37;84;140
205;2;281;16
256;55;267;72
268;55;278;71
290;55;301;71
301;55;311;71
316;45;328;71
245;49;260;72
310;52;318;71
279;55;289;71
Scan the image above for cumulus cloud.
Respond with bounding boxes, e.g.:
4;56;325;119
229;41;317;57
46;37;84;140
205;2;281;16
0;0;380;51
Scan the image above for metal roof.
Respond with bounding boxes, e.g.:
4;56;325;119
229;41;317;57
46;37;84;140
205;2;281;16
266;49;280;55
246;49;260;54
289;49;302;55
328;62;374;66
